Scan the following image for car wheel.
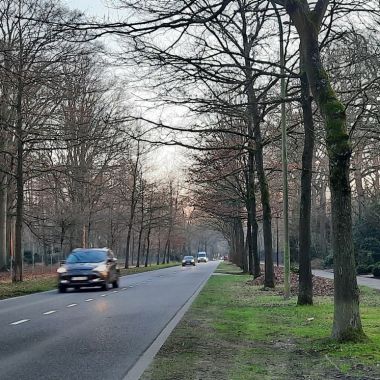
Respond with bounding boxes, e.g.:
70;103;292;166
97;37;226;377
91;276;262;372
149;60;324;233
58;285;66;293
112;279;119;288
101;281;109;291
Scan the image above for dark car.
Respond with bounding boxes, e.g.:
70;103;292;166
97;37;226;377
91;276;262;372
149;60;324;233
57;248;119;293
182;255;196;266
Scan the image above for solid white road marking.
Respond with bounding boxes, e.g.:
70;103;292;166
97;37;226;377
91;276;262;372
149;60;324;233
10;319;29;325
66;303;77;308
43;310;57;315
85;298;94;302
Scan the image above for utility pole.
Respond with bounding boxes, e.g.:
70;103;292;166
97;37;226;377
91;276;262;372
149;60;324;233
273;1;290;298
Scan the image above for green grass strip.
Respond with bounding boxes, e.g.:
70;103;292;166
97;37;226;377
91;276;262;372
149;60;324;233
142;262;380;380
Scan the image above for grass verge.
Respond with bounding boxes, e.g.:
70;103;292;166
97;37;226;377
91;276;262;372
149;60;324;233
118;263;179;276
0;262;179;300
0;277;57;300
141;262;380;380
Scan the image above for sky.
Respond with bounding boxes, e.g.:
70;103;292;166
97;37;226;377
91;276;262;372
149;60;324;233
64;0;115;19
63;0;190;178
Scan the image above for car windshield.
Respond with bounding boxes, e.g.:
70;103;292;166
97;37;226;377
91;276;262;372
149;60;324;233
66;250;107;264
184;256;194;260
198;253;206;257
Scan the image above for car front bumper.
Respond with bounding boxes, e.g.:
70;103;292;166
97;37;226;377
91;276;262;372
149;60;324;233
58;271;107;288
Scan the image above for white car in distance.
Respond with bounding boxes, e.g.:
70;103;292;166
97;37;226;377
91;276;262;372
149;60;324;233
197;252;208;263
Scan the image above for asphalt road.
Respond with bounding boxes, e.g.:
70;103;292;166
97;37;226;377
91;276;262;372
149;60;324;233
0;261;219;380
313;269;380;290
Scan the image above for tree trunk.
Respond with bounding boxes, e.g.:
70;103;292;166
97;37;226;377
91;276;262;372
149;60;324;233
233;217;245;269
251;212;260;277
289;6;364;340
166;240;170;264
373;155;380;196
246;220;253;274
297;57;314;306
14;145;23;282
241;224;248;273
0;174;7;269
161;239;166;264
157;228;161;265
229;223;237;266
353;149;364;219
14;80;23;282
145;229;151;267
136;227;143;267
124;142;140;269
244;44;274;287
253;115;274;287
319;180;327;257
246;152;260;277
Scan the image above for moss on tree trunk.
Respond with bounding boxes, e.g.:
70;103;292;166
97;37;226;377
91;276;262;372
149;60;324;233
284;1;365;340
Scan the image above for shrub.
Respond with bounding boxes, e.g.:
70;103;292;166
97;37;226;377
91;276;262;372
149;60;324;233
356;264;371;275
290;265;299;274
323;254;334;268
372;263;380;278
356;250;374;267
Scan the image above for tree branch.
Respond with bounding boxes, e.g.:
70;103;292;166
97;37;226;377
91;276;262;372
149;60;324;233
314;0;330;30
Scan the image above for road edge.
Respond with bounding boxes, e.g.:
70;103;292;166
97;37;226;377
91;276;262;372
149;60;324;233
0;265;181;304
122;265;216;380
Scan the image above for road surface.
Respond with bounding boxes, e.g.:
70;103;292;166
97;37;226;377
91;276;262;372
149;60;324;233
313;269;380;290
0;261;219;379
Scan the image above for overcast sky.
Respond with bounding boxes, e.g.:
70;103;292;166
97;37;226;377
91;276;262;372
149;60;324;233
64;0;111;18
63;0;189;179
63;0;134;23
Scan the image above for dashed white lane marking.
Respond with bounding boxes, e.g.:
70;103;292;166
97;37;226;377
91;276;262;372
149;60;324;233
43;310;57;315
66;303;77;308
101;294;107;297
10;319;29;325
128;285;134;288
112;290;118;293
122;287;127;290
85;298;94;302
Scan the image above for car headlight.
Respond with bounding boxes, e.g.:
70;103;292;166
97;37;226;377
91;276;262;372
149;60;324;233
182;260;186;263
191;259;195;263
93;263;108;276
57;266;67;274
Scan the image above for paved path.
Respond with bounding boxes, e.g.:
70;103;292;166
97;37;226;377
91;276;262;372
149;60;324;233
0;262;218;380
313;269;380;290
